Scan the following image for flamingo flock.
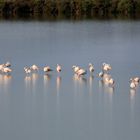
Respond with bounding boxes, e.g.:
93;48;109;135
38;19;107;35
0;61;139;90
99;63;115;87
0;62;12;74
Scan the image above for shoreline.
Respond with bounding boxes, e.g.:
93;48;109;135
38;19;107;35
0;0;140;19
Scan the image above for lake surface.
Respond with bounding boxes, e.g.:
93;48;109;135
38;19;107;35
0;20;140;140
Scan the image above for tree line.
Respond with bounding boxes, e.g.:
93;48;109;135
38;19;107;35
0;0;140;18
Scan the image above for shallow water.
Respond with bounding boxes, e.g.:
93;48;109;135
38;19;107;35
0;20;140;140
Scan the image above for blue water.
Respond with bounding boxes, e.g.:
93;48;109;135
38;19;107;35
0;20;140;140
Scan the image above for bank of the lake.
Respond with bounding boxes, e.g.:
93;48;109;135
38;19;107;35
0;0;140;19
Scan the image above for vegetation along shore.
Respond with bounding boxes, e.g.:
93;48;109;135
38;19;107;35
0;0;140;19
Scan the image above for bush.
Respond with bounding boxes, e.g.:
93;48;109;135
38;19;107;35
117;0;135;15
0;0;140;18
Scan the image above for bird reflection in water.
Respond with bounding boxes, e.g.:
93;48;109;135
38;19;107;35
24;75;32;90
0;74;12;92
24;73;39;92
56;76;61;115
88;75;94;114
78;76;87;86
73;74;79;95
73;74;87;95
44;74;51;85
99;79;114;101
89;75;94;95
56;76;61;96
32;73;38;91
73;74;87;86
99;80;104;88
106;86;114;95
89;75;94;84
73;74;79;81
129;89;136;110
130;89;136;100
99;80;105;93
129;88;136;128
43;74;52;92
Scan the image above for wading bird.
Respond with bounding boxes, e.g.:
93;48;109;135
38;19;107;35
4;61;11;67
44;66;53;73
130;81;137;89
30;64;39;72
2;67;12;74
89;63;94;73
102;63;112;72
56;64;61;73
72;65;80;73
108;78;115;86
24;67;32;74
76;68;87;76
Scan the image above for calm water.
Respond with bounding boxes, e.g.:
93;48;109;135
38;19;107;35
0;20;140;140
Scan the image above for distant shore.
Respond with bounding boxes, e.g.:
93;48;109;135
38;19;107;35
0;0;140;19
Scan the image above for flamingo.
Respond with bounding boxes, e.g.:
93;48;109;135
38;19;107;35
89;63;94;73
108;78;115;86
4;61;11;67
76;68;87;76
30;64;39;72
72;65;80;73
2;67;12;74
24;67;31;74
102;63;112;72
56;64;61;73
44;66;53;73
130;81;137;89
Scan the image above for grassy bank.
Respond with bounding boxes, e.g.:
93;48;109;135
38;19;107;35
0;0;140;19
